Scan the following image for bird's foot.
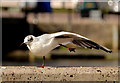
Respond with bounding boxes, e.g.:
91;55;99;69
41;65;44;68
59;44;76;52
37;64;44;68
68;48;76;52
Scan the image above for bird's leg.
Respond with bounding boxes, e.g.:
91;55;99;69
37;56;45;68
59;44;76;52
41;56;45;68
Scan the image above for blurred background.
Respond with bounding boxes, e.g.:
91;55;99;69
1;1;119;66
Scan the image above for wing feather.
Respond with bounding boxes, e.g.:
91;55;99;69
52;31;112;53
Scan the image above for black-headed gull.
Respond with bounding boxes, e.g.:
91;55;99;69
21;31;112;68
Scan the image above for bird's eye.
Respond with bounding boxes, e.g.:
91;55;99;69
28;37;33;42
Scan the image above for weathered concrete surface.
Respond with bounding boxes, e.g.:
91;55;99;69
1;66;118;81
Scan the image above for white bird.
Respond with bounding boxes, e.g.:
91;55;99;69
21;31;112;68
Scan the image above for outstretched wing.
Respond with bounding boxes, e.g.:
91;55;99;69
51;31;112;53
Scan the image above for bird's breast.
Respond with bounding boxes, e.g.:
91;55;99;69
28;38;58;56
29;42;53;56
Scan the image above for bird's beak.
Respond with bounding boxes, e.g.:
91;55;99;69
20;42;25;46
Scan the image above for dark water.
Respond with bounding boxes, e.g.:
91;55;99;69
2;59;118;67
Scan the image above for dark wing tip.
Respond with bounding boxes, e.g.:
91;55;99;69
99;46;112;53
72;39;112;53
108;50;112;53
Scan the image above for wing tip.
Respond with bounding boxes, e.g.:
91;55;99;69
106;50;112;53
99;46;112;53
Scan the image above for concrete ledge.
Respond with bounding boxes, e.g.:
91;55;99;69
1;66;118;81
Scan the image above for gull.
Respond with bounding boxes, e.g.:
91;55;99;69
21;31;112;68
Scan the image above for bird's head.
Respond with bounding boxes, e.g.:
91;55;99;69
21;35;35;46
